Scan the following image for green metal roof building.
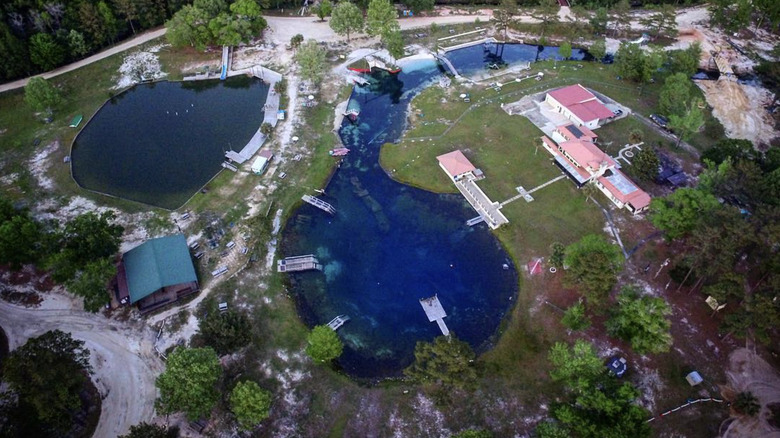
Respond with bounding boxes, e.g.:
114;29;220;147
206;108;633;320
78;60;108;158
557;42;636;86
116;234;199;313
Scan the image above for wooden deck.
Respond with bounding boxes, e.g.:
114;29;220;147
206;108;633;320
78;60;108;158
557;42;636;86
277;254;322;272
419;295;450;336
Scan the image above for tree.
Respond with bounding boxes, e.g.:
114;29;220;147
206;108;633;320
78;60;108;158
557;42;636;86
561;301;590;331
659;72;691;118
563;234;623;307
649;188;721;240
197;309;251;355
383;29;404;59
229;0;267;36
67;29;90;58
306;325;343;363
230;381;272;429
632;147;660;182
366;0;399;39
29;33;65;71
606;285;672;354
590;39;606;61
559;41;572;60
330;1;363;42
732;392;760;416
668;99;704;148
290;33;304;50
2;330;91;430
0;214;43;268
701;138;755;166
194;0;227;16
491;0;517;40
404;335;476;389
295;40;327;83
66;258;116;312
549;242;565;268
536;422;569;438
48;211;123;283
0;22;32;81
119;422;179;438
98;1;120;45
667;42;702;76
453;430;493;438
615;42;652;83
589;7;608;35
548;341;651;438
156;347;222;420
24;76;62;114
406;0;435;14
260;122;273;136
639;5;677;39
609;0;631;37
166;5;214;50
531;0;559;37
313;0;333;21
114;0;140;34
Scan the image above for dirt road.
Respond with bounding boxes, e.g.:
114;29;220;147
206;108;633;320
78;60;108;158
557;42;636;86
0;301;162;437
0;28;167;94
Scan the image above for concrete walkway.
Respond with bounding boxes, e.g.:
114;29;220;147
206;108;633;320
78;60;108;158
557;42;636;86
0;28;167;94
455;177;508;229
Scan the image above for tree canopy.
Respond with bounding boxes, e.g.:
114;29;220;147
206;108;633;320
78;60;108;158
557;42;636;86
196;308;251;355
366;0;399;38
156;347;222;420
615;42;655;83
589;39;606;61
295;40;327;83
119;423;179;438
404;335;477;389
313;0;333;21
230;380;272;429
47;211;123;283
166;0;267;50
329;1;364;42
0;209;43;268
491;0;517;40
649;188;721;240
632;147;661;182
2;330;91;431
406;0;435;14
24;76;62;114
606;285;672;354
547;340;651;438
659;73;692;118
305;325;343;363
563;234;624;307
66;257;116;312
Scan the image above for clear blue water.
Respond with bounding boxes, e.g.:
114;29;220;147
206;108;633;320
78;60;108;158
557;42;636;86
71;77;268;209
445;42;591;76
281;60;518;378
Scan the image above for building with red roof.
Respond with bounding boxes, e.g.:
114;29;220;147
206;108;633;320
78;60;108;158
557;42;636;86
545;84;614;129
540;135;650;214
436;150;479;182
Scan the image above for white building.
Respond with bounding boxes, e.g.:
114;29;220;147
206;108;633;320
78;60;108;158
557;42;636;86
251;149;273;175
544;84;614;129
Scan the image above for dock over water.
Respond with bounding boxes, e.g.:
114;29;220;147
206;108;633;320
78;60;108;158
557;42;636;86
419;295;450;337
327;315;350;331
302;194;336;214
277;255;322;272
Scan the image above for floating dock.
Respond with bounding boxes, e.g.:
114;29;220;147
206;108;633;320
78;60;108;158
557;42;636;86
302;194;336;215
277;255;322;272
419;295;450;336
327;314;350;331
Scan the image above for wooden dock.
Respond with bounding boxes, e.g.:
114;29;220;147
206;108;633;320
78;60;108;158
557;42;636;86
302;194;336;215
327;314;350;331
419;295;450;337
277;255;322;272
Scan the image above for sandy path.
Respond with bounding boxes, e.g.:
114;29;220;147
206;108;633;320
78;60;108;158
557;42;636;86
0;28;167;94
722;348;780;438
0;301;161;437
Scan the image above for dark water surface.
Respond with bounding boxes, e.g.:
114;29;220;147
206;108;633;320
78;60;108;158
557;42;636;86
71;77;268;209
445;42;591;76
282;59;518;378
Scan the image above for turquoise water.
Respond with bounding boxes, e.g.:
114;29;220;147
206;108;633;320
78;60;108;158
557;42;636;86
444;42;591;76
71;77;268;209
282;60;518;377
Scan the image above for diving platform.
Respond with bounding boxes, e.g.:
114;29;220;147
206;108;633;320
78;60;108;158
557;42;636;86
327;314;350;331
366;56;400;73
419;295;450;337
277;255;322;272
302;194;336;214
466;216;485;226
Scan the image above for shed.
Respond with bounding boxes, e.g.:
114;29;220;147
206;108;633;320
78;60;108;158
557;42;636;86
69;114;83;128
686;371;703;386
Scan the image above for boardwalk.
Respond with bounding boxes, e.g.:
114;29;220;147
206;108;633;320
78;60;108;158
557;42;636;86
499;174;567;207
302;195;336;214
454;178;508;229
277;255;322;272
419;295;450;336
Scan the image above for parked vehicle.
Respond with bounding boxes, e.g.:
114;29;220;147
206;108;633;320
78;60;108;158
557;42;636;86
650;113;669;129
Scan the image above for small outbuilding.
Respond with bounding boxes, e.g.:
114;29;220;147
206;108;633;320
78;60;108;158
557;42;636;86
436;150;479;182
115;234;199;314
686;371;703;386
69;114;83;128
251;149;274;175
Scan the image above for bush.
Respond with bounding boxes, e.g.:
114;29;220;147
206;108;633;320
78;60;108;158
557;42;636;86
305;325;343;363
561;301;590;331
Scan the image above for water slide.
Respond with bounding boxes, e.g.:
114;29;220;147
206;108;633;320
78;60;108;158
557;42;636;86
220;46;229;80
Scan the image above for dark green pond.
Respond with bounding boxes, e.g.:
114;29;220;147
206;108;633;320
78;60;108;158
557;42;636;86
71;77;268;209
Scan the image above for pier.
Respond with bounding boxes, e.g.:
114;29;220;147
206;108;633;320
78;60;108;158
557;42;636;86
302;194;336;214
419;295;450;337
277;255;322;272
327;315;350;331
466;216;485;226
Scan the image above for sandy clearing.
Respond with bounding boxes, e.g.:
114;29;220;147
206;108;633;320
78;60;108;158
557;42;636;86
695;79;776;146
0;299;161;437
722;348;780;438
